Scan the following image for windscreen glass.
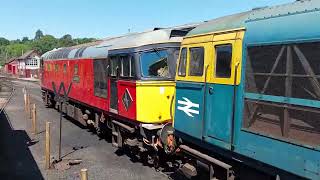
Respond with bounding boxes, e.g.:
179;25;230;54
140;50;169;78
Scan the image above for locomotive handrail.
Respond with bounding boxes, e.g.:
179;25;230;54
230;62;239;150
201;64;209;140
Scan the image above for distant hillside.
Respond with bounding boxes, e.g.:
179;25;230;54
0;29;96;65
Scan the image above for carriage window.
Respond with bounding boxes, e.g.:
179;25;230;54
93;59;108;98
140;50;169;78
178;48;187;76
215;44;232;78
189;47;204;76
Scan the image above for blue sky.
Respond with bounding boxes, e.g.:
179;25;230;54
0;0;293;40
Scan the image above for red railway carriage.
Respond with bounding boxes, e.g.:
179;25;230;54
40;27;195;152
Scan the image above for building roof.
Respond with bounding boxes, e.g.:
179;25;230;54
5;57;17;64
17;50;39;60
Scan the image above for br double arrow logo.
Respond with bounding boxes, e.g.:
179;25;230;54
177;97;199;117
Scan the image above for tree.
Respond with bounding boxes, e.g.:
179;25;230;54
59;34;76;47
34;29;44;40
0;37;10;46
5;43;31;58
32;35;58;54
22;37;29;43
74;38;96;45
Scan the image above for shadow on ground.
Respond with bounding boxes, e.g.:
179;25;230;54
0;111;44;180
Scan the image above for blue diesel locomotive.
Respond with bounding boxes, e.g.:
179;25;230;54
173;0;320;179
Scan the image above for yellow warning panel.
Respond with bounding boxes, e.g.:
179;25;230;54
136;81;175;124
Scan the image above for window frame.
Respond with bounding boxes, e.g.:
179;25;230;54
214;44;233;79
176;43;209;82
188;47;205;77
109;56;119;77
93;59;108;98
139;49;170;79
208;39;241;85
178;47;187;77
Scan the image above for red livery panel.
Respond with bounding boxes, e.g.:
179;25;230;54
118;80;136;120
42;59;109;112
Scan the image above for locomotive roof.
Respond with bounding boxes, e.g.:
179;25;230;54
42;27;191;61
187;11;253;36
187;0;320;38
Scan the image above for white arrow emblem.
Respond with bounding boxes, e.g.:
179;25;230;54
177;97;199;117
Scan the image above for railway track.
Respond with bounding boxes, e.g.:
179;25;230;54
0;76;15;114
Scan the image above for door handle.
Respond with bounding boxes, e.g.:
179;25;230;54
209;87;214;94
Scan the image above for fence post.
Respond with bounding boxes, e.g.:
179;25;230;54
26;94;30;114
80;168;88;180
24;92;27;112
32;104;37;134
45;122;51;169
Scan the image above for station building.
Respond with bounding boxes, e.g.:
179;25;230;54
4;50;41;78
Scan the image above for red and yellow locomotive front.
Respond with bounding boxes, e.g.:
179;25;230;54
40;29;184;127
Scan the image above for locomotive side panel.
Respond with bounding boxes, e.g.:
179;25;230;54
42;58;109;111
118;80;137;120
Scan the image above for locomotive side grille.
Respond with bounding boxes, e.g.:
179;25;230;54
243;41;320;147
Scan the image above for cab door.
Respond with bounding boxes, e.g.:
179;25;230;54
109;56;119;114
174;41;212;141
203;36;242;149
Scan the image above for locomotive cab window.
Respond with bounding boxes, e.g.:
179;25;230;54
129;56;135;78
178;48;187;76
109;56;119;77
94;59;108;98
120;55;135;78
215;44;232;78
120;56;129;77
189;47;204;76
140;49;170;78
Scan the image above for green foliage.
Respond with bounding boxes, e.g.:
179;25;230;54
59;34;76;47
0;38;9;46
0;29;97;65
34;29;44;40
6;43;31;58
22;37;29;43
32;35;59;54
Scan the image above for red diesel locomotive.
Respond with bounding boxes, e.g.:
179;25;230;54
40;27;194;160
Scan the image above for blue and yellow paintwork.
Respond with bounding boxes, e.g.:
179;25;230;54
174;0;320;179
